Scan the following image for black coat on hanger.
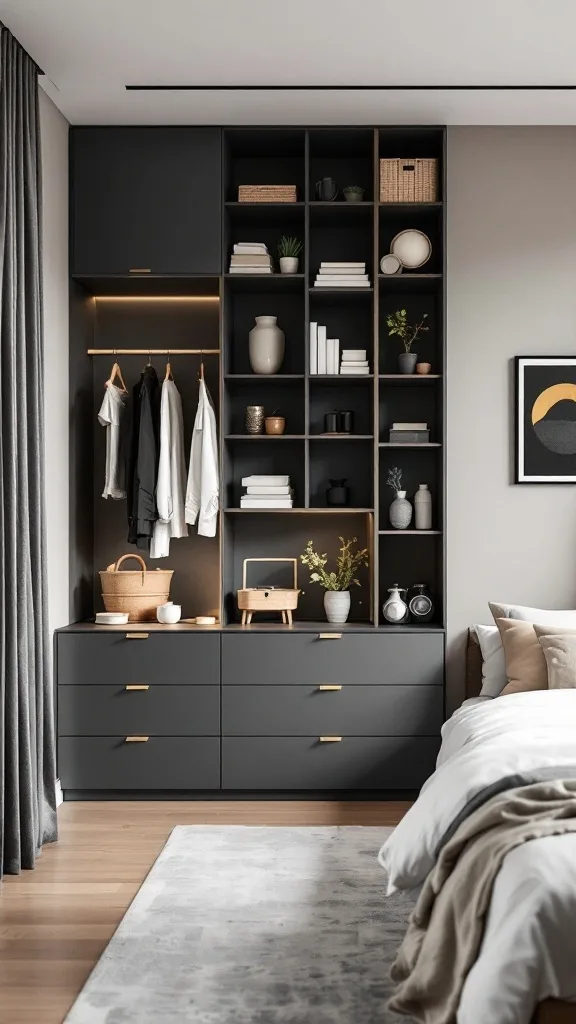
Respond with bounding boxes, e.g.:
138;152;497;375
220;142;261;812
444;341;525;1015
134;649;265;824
127;364;161;550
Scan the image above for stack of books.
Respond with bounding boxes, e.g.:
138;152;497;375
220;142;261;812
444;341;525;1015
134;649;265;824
229;242;272;274
340;349;370;375
389;421;430;443
309;324;340;375
238;185;297;203
240;475;294;508
314;262;370;287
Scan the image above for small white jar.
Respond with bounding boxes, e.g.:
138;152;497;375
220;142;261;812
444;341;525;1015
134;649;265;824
157;601;182;624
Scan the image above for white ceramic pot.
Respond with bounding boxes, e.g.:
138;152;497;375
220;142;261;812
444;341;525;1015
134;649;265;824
249;316;285;375
157;601;182;624
382;586;408;624
415;483;432;530
279;256;299;274
389;490;413;530
324;590;351;624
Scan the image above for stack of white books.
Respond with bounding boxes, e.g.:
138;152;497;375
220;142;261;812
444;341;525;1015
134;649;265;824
240;475;294;508
309;323;340;374
340;349;370;375
229;242;272;274
314;262;370;287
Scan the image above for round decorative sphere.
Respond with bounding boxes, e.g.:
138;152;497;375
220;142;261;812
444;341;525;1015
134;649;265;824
390;229;432;269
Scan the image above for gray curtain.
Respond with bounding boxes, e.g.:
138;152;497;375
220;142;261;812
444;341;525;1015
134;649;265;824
0;23;57;877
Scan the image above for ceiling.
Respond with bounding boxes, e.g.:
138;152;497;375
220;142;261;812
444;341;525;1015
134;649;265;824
3;0;576;125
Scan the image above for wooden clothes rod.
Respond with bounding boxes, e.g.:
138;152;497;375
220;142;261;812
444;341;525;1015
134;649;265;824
87;349;220;355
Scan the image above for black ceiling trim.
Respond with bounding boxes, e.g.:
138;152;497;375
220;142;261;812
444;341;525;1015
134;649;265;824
125;84;576;91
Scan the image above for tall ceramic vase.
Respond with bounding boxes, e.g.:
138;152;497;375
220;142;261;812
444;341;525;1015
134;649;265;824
249;316;285;375
389;490;412;529
415;484;432;530
324;591;351;624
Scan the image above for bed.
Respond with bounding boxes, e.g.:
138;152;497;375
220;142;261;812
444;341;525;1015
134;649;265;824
380;630;576;1024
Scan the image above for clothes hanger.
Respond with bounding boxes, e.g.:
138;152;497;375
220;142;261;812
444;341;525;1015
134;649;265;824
106;351;128;394
164;349;174;382
198;346;204;383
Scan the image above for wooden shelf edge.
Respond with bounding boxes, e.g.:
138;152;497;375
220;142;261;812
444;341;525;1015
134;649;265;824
378;530;442;535
225;508;374;514
378;442;442;448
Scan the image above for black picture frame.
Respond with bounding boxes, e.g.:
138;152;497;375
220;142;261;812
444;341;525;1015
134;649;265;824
516;356;576;483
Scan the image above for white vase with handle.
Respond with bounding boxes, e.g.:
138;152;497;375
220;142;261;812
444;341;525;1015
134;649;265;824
249;316;285;374
324;590;351;624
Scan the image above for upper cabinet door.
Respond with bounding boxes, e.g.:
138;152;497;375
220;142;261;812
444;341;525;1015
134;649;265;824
71;127;222;275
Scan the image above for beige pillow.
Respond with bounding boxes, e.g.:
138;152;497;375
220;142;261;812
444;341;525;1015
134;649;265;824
496;618;548;695
536;630;576;690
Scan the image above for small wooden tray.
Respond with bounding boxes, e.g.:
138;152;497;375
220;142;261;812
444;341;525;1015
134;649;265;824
237;558;300;625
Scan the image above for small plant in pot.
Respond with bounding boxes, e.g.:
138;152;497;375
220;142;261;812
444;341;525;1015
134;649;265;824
386;308;428;374
277;235;303;274
300;537;369;624
386;466;412;529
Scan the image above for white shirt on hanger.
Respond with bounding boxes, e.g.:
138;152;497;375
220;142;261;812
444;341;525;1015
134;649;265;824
151;379;189;559
185;377;219;538
98;381;127;500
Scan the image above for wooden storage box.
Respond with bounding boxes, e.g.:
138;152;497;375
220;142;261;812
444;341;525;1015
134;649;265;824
380;158;438;203
237;558;300;625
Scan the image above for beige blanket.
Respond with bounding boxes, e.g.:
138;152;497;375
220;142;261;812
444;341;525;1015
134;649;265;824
389;779;576;1024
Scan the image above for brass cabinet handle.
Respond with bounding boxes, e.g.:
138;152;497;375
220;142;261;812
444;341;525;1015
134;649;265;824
126;633;149;639
129;268;151;273
125;684;149;691
319;736;342;743
318;685;342;692
318;633;342;640
125;735;149;743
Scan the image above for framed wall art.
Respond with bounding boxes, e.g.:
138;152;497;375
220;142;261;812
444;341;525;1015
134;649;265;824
516;357;576;483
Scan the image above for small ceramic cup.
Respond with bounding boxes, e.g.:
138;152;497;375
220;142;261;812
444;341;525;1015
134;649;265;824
265;416;286;435
416;362;431;375
157;601;182;624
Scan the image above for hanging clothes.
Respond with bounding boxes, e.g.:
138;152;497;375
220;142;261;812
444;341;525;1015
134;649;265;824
127;364;161;551
98;381;127;499
185;377;219;538
150;379;188;559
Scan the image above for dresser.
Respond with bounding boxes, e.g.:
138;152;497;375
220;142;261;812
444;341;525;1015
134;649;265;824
56;625;444;798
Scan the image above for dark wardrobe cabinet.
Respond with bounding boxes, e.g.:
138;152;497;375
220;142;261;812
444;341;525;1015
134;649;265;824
70;127;222;275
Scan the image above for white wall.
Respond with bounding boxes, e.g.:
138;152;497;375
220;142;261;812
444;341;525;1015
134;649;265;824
40;89;69;635
446;127;576;708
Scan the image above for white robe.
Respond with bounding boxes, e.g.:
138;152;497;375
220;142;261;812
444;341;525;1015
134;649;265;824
98;382;126;500
185;378;219;538
150;379;188;559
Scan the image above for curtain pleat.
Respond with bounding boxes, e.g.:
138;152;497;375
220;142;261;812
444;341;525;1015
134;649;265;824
0;23;57;877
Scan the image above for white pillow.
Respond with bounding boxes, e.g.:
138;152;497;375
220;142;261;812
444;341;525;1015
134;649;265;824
489;602;576;627
474;624;507;697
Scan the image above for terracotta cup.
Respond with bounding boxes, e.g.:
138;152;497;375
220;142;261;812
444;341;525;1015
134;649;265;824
416;362;431;375
265;416;286;435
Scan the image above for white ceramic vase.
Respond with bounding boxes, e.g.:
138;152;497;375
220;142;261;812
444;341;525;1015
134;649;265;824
415;483;432;530
324;590;351;624
382;586;408;624
389;490;413;529
279;256;299;274
249;316;285;375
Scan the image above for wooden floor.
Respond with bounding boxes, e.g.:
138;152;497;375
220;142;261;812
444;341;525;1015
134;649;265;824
0;800;408;1024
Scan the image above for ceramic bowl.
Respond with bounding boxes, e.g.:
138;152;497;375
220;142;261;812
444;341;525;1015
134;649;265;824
416;362;432;375
390;229;432;269
265;416;286;435
157;601;182;624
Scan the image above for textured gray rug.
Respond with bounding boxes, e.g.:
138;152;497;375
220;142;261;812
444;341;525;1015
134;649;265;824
65;825;415;1023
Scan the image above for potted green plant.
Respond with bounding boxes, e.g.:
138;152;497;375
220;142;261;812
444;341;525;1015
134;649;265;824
300;537;369;623
277;235;303;275
386;308;429;374
343;185;365;203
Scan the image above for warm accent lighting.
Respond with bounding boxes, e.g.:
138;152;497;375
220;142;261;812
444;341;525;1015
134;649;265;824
93;295;219;302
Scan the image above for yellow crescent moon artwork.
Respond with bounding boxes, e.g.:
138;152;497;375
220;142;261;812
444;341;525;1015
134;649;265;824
531;382;576;455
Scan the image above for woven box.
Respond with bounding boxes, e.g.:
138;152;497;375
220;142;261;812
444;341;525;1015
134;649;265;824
379;159;438;203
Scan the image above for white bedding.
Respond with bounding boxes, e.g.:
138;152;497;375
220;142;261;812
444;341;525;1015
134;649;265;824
380;690;576;1023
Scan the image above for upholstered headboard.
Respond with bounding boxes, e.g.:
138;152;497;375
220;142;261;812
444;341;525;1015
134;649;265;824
466;629;483;699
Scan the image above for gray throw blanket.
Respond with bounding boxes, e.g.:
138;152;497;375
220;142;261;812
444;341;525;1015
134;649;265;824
389;779;576;1024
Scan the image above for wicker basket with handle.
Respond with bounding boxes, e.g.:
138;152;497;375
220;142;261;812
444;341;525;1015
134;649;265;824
99;554;173;622
380;158;438;203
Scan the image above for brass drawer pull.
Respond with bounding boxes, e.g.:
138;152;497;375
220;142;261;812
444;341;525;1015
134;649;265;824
319;736;342;743
129;268;151;273
318;633;342;640
318;685;342;692
125;735;149;743
125;684;149;691
126;633;149;639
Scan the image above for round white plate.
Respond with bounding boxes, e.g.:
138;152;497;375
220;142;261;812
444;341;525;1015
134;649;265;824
390;229;432;269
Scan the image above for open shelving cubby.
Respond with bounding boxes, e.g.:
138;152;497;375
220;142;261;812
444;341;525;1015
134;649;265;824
220;126;445;628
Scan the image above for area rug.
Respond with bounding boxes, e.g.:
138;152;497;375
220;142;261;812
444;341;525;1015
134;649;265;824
65;825;415;1023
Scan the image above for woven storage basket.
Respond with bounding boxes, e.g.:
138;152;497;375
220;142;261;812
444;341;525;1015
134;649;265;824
99;554;173;622
380;158;438;203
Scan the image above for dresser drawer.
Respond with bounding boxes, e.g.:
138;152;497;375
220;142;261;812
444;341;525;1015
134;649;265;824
59;736;220;790
58;685;219;736
222;737;439;790
222;685;443;736
221;633;443;687
57;633;219;687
